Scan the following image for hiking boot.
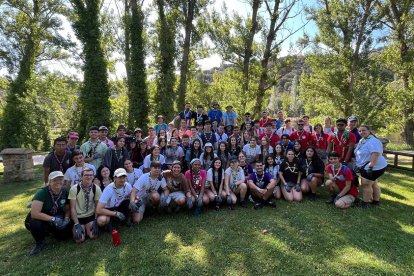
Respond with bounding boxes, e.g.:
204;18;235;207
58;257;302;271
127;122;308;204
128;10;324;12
29;242;45;256
372;200;380;206
254;202;263;210
266;201;276;208
308;193;317;201
326;195;336;204
228;204;235;210
361;202;371;209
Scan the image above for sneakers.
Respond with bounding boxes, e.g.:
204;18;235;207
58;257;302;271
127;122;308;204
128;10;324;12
239;200;247;208
372;200;380;206
326;195;336;204
361;202;371;209
228;204;235;210
266;201;276;208
29;242;45;256
308;193;317;201
254;202;263;210
193;206;201;216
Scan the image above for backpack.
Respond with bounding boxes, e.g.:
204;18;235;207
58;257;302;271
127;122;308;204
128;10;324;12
332;164;359;187
76;184;97;197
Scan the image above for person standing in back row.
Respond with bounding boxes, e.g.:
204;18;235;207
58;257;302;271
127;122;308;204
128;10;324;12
327;119;356;165
43;137;72;185
208;101;223;126
80;126;108;170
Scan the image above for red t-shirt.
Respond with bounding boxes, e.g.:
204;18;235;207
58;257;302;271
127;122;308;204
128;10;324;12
185;170;207;192
326;164;358;197
327;131;356;162
312;133;329;151
290;130;312;149
259;133;280;148
259;117;272;127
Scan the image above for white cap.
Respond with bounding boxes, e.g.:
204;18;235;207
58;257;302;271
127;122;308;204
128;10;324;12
204;142;213;148
114;168;127;178
48;171;64;181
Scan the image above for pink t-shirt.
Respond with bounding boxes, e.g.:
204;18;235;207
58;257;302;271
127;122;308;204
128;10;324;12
185;170;207;192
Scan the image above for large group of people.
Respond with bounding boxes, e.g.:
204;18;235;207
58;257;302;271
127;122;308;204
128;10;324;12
26;102;388;255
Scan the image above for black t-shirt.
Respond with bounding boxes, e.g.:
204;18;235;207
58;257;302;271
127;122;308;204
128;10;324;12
200;131;217;145
299;157;324;177
192;113;209;126
43;151;72;174
279;161;300;183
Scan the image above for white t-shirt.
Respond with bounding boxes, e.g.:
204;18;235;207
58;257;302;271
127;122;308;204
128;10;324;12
215;132;228;146
98;182;133;208
127;168;143;186
206;168;224;189
133;173;167;197
64;163;96;187
164;146;184;164
143;154;166;169
265;166;279;179
242;145;261;162
224;167;245;184
354;136;387;170
276;127;295;137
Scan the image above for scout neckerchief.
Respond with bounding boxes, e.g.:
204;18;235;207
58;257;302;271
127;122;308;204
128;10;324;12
48;185;63;215
80;182;93;212
88;140;101;156
285;161;297;174
113;182;126;206
331;163;343;179
73;162;87;184
305;159;313;176
54;151;67;172
255;172;265;188
332;130;350;159
355;134;372;151
191;170;202;191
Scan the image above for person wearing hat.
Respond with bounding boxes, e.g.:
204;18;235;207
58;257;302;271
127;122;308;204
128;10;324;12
347;116;361;143
96;168;133;228
208;101;223;126
134;128;143;143
43;136;72;185
222;105;237;130
224;156;248;208
68;167;102;243
185;158;209;216
25;171;72;255
276;119;295;138
64;150;96;189
240;112;253;132
259;111;272;128
99;126;114;149
154;115;168;135
129;161;169;223
200;142;217;170
80;126;108;169
327;119;356;164
66;131;80;157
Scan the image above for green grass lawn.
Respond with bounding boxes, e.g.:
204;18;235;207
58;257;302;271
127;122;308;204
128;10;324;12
0;167;413;275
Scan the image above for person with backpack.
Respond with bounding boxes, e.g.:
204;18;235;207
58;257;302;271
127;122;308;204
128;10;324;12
325;152;359;209
68;168;102;243
327;118;356;165
354;125;388;208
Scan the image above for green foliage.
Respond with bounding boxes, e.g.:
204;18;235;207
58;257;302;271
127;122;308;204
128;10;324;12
153;0;179;122
126;1;149;132
71;0;111;139
109;80;129;130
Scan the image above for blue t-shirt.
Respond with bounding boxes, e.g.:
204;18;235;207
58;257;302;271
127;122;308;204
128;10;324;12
208;109;223;125
276;119;283;129
249;172;273;188
223;111;237;126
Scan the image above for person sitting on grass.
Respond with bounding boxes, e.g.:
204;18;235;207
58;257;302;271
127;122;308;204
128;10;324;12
185;158;208;216
68;168;102;244
325;151;359;209
299;146;325;200
129;161;169;224
25;171;72;256
224;156;248;209
96;168;132;229
247;160;277;209
207;158;226;211
279;149;303;202
160;161;190;212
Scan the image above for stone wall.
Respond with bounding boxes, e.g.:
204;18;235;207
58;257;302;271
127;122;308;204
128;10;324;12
0;148;35;182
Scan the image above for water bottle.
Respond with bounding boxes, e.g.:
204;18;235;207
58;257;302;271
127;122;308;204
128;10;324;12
112;229;121;246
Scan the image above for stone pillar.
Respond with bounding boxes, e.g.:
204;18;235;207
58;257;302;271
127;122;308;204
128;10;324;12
0;148;35;182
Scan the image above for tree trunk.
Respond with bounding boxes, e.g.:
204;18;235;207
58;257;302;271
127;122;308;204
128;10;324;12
242;0;261;112
176;0;195;110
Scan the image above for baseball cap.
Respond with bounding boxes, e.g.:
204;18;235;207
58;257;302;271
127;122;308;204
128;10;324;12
68;132;79;139
114;168;127;178
117;124;127;131
348;116;358;122
48;171;64;181
99;126;108;131
229;156;238;162
212;100;218;106
204;142;213;148
134;128;142;134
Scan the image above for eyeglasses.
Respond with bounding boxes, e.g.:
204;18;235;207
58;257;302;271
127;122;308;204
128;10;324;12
83;174;94;177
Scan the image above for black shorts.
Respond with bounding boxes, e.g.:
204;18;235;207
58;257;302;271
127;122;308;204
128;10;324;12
78;215;95;225
361;167;386;181
107;199;130;217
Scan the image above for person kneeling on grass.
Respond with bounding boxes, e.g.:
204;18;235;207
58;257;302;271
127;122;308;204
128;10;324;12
185;158;208;216
68;168;102;243
25;171;72;256
158;161;188;212
130;161;169;224
248;160;277;209
299;146;325;200
95;168;132;229
224;156;248;209
279;149;303;202
325;152;359;209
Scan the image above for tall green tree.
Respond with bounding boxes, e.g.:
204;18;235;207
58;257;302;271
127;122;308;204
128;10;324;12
125;0;149;131
376;0;414;145
300;0;386;121
0;0;72;148
153;0;178;122
71;0;111;138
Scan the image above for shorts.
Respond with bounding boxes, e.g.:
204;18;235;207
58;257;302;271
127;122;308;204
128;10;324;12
360;167;386;181
337;195;355;205
169;191;185;201
78;215;95;225
107;200;130;218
